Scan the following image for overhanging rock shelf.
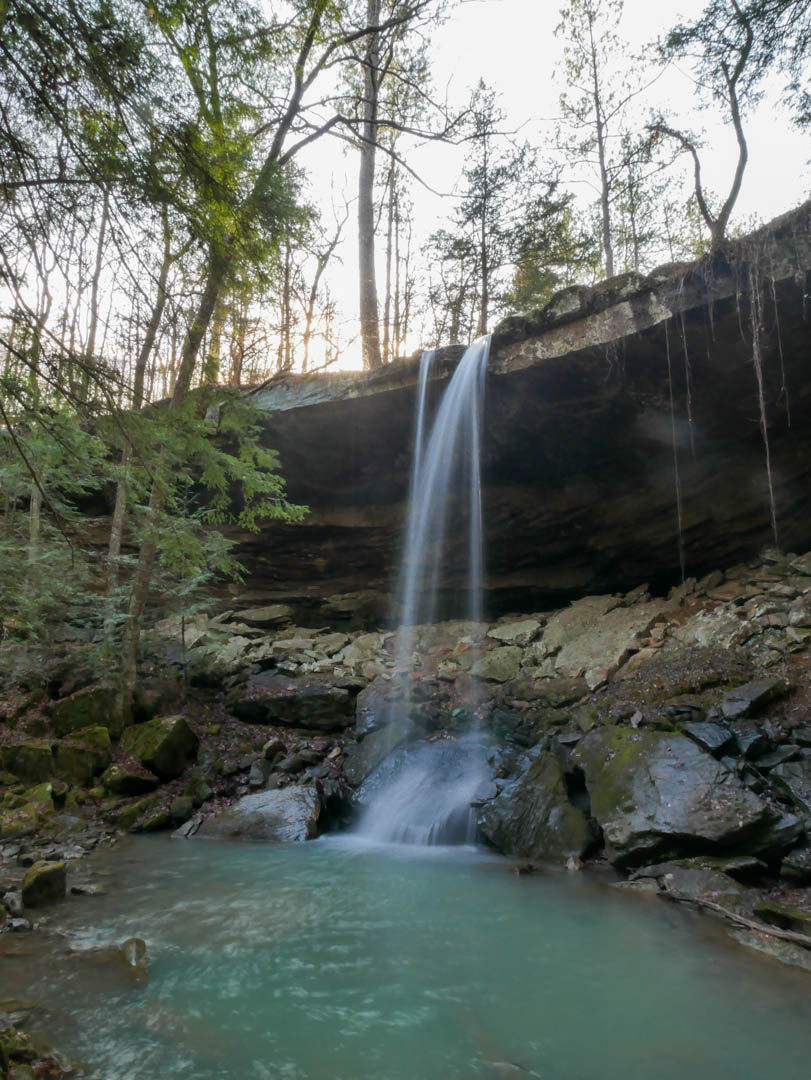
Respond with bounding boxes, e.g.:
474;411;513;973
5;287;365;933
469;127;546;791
228;200;811;627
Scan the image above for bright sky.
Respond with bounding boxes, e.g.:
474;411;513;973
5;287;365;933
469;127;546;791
301;0;811;370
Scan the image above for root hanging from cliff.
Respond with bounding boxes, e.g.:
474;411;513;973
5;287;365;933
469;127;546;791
748;264;780;549
677;312;696;461
768;260;791;427
665;319;686;583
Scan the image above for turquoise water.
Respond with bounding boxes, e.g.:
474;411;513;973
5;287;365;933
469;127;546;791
4;835;811;1079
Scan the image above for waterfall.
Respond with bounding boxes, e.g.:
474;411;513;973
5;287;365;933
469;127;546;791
358;338;491;845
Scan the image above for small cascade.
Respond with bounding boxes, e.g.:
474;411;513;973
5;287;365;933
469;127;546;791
358;338;491;846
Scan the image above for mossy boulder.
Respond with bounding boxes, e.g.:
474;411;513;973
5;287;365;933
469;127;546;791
21;860;66;907
0;741;53;783
478;751;592;863
100;762;159;796
571;727;802;867
111;794;161;831
0;802;39;840
53;727;112;785
46;685;121;738
25;782;55;816
120;715;199;780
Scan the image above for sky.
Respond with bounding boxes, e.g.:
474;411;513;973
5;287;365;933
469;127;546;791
301;0;811;370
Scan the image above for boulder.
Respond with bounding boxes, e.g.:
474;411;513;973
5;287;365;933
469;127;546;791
571;727;800;867
120;716;199;780
101;762;159;796
343;721;412;787
21;860;66;907
0;741;52;783
477;751;591;863
53;726;112;785
195;786;321;842
228;673;356;731
46;684;121;737
470;646;522;682
233;604;294;628
355;677;401;736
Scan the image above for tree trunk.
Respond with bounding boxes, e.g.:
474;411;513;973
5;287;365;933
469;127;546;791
358;0;382;370
104;212;173;640
590;22;613;279
118;249;227;709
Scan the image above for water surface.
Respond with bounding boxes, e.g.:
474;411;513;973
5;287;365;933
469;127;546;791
3;835;810;1080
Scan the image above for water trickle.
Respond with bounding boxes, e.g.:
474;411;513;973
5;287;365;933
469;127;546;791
358;338;491;845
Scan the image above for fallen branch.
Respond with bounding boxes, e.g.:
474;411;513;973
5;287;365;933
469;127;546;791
685;897;811;949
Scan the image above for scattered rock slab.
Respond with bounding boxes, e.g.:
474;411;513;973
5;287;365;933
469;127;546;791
228;673;356;730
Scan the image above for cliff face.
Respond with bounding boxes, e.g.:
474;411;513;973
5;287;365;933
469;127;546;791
228;201;811;626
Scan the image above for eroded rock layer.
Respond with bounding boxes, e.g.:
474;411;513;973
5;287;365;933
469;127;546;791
230;201;811;625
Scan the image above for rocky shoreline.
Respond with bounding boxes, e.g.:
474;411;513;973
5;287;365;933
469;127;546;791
3;547;811;1072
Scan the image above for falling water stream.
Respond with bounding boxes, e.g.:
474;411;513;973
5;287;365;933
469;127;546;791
358;339;491;845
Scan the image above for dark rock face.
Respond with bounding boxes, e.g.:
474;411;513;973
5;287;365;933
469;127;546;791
571;727;801;867
228;673;357;730
196;786;321;842
224;202;811;624
477;751;592;862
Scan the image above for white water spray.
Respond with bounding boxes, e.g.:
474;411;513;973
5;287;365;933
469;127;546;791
358;338;491;845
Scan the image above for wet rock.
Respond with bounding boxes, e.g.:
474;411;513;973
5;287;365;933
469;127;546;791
571;727;799;867
228;673;356;730
120;716;199;780
728;719;770;760
0;742;52;784
355;677;398;737
659;868;746;901
53;726;111;785
21;860;66;908
681;721;733;756
477;752;591;863
728;928;811;973
46;684;121;738
754;745;802;768
718;678;791;720
470;647;523;682
770;759;811;817
343;721;412;787
196;786;321;842
100;762;159;796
